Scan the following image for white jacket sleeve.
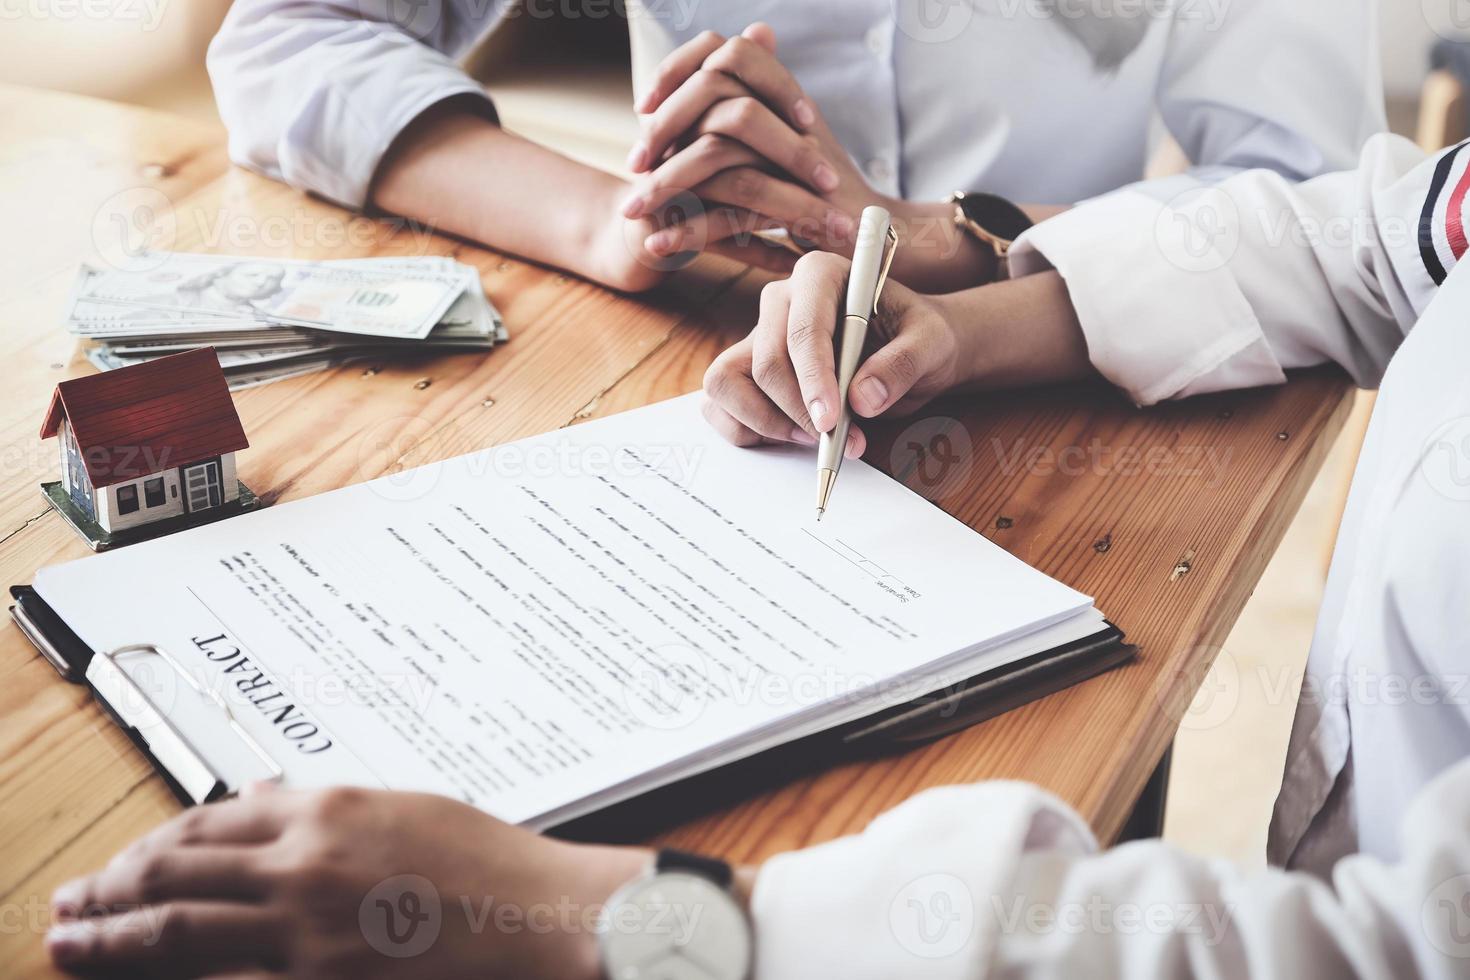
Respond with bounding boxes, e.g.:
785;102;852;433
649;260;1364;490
206;0;505;209
751;759;1470;979
1008;134;1446;406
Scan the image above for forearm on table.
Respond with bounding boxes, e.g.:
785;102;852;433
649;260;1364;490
369;98;624;284
944;271;1095;390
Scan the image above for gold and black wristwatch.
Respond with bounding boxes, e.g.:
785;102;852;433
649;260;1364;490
949;191;1035;277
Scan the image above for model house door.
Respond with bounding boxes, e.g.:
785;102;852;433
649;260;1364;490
182;461;222;512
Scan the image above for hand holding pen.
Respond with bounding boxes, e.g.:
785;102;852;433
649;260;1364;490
700;220;970;504
815;206;899;517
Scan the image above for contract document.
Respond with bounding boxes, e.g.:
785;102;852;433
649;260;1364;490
32;394;1112;828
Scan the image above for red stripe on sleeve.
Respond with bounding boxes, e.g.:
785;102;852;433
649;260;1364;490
1446;159;1470;260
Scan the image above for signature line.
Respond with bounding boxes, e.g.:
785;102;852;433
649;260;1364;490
799;529;907;588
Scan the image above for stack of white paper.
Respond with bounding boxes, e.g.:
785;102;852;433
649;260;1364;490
34;395;1105;828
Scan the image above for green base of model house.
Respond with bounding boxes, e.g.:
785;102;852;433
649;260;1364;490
41;480;263;552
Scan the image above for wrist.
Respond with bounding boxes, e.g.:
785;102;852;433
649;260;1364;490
929;289;989;390
569;178;638;287
939;273;1094;391
731;864;757;912
556;843;652;980
887;199;998;294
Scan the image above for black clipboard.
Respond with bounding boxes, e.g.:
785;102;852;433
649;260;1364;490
10;584;285;806
9;583;1132;826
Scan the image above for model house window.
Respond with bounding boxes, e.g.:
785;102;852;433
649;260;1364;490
64;430;86;491
117;485;139;515
144;478;165;508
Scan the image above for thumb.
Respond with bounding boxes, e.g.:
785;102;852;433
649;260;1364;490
849;335;929;418
743;22;777;52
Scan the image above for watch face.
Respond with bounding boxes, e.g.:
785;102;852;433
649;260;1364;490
600;872;752;980
958;192;1033;243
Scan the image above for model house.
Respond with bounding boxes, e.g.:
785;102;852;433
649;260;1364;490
40;348;250;537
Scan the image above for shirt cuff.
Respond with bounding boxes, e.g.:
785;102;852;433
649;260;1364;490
749;782;1095;980
1009;187;1285;407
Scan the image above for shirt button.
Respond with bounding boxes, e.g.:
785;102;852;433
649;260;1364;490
865;24;887;57
867;158;892;182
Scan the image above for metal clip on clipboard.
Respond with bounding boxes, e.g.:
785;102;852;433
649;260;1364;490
10;584;292;807
85;643;285;805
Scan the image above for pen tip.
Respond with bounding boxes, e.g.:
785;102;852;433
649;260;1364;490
816;467;836;519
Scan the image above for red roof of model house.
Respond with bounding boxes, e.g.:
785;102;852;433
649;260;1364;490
40;348;249;489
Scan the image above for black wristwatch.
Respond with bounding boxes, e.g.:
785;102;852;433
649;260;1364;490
950;191;1035;276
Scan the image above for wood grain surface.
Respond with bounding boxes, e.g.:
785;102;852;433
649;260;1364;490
0;83;1353;975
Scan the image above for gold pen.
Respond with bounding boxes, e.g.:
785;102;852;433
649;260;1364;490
816;206;899;520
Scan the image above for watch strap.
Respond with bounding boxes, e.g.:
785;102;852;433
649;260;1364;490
951;191;1034;256
655;848;734;889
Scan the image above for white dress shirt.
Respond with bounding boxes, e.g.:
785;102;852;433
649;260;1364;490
206;0;1383;211
748;136;1470;978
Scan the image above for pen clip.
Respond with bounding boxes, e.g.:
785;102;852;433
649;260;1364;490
872;225;899;315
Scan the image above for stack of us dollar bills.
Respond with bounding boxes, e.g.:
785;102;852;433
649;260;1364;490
64;253;506;389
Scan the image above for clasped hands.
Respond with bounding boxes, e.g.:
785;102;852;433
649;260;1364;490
622;23;991;293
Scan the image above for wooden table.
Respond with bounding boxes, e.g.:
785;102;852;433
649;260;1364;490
0;84;1353;974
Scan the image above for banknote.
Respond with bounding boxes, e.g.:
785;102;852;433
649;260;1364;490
66;253;476;340
66;252;507;388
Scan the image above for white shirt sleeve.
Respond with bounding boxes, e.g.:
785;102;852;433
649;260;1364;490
206;0;504;210
750;758;1470;979
1008;134;1445;406
1154;0;1383;182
